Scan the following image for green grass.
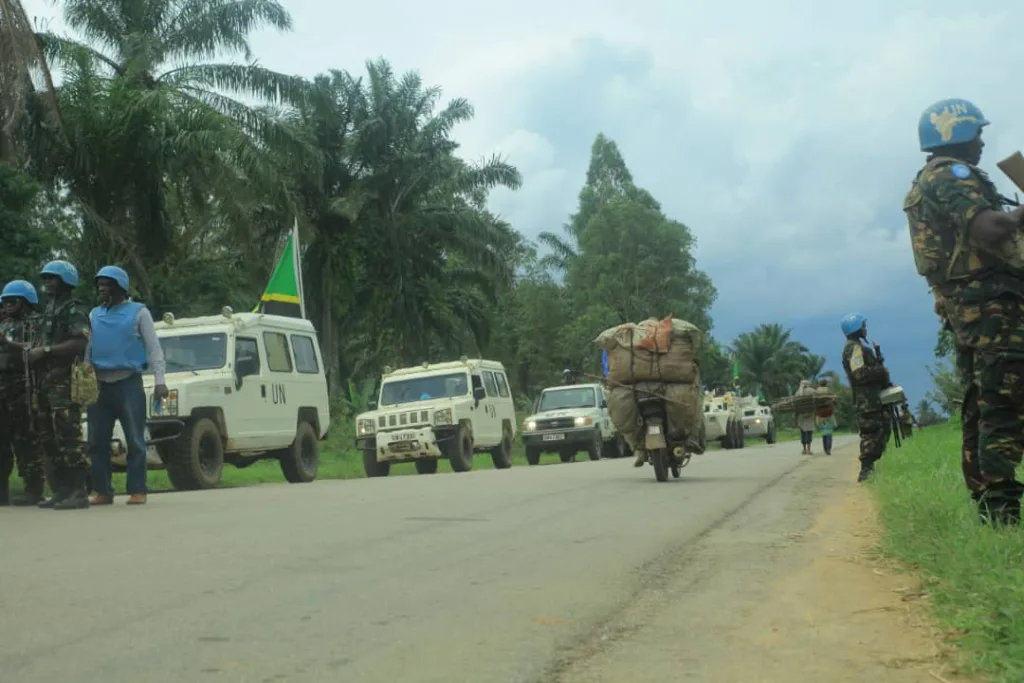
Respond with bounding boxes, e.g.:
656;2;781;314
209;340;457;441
869;421;1024;683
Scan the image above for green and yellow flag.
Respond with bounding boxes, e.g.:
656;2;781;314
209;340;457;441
254;219;305;318
731;358;740;390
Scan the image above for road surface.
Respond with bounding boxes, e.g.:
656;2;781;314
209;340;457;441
2;435;891;683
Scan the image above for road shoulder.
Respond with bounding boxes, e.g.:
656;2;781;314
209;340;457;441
544;449;964;683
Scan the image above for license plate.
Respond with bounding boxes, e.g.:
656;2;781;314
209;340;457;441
394;432;416;442
647;425;662;435
390;441;418;452
542;433;565;441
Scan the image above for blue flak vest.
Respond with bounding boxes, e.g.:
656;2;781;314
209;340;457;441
89;301;148;373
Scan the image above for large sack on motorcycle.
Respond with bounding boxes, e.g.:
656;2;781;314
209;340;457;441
607;381;704;454
595;316;702;385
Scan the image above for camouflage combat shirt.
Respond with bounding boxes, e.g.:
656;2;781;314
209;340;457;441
0;313;39;401
32;295;90;393
841;339;888;414
904;155;1024;304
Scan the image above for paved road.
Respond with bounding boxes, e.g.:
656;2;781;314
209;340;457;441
1;435;857;683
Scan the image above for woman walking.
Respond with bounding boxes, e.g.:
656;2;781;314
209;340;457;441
795;379;816;455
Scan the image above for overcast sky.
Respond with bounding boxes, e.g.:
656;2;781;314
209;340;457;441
24;0;1024;406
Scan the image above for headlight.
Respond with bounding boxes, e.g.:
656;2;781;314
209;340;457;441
433;408;453;426
574;416;593;426
357;419;376;436
754;418;762;424
152;389;178;416
523;420;537;432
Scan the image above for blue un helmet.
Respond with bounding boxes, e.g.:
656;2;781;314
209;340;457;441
0;280;40;305
918;98;989;151
96;265;130;293
840;313;867;338
39;259;80;288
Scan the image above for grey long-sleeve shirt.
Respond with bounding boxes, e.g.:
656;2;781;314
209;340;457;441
84;304;167;385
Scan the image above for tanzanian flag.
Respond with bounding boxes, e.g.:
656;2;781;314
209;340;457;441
731;358;740;389
254;219;305;319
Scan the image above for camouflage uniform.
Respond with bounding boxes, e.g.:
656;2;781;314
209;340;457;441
905;155;1024;520
32;294;91;505
0;312;44;504
841;339;891;470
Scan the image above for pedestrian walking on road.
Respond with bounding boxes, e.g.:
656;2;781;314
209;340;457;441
816;413;836;455
86;266;167;506
794;380;816;455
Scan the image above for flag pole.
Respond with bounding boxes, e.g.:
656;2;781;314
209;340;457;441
292;216;306;320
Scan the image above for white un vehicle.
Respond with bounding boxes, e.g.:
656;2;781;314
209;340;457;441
354;358;517;476
519;383;626;464
85;307;330;490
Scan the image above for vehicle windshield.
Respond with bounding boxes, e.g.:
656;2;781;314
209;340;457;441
379;372;469;406
538;387;597;411
147;333;228;374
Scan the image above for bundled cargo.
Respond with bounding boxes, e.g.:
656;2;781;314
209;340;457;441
771;391;836;416
607;380;705;455
594;316;702;385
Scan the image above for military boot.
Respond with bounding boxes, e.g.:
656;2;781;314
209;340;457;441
53;469;90;510
37;470;71;509
857;462;875;483
11;476;45;506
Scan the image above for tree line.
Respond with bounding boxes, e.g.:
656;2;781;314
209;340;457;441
1;0;863;425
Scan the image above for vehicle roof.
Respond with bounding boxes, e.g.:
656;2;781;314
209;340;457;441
155;311;318;335
383;358;506;379
542;383;602;391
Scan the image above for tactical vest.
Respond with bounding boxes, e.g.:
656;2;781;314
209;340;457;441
903;156;1017;290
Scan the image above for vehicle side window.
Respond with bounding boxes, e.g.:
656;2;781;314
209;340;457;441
482;371;499;397
472;374;484;393
235;337;261;373
290;334;319;374
494;372;510;398
263;332;293;373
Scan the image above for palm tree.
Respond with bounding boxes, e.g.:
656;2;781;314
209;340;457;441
731;323;811;398
33;0;309;303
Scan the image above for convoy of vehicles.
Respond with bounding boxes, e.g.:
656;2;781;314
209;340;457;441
519;383;628;465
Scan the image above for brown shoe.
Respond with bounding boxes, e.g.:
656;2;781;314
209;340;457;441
126;494;147;505
89;493;115;505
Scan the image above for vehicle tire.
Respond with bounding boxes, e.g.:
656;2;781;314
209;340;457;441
415;459;438;475
362;449;390;477
525;446;541;466
602;435;625;459
445;424;474;472
166;417;224;491
586;430;602;461
558;450;575;463
279;421;319;483
722;419;735;449
765;422;777;444
736;422;746;449
651;448;668;482
490;425;513;469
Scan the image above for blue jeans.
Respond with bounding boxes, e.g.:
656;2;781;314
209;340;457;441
822;434;833;453
89;375;148;495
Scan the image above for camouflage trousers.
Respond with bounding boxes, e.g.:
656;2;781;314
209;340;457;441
0;398;45;485
34;392;89;474
856;409;890;466
954;346;984;496
948;295;1024;503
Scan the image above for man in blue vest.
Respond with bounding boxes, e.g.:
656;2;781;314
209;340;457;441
86;266;167;506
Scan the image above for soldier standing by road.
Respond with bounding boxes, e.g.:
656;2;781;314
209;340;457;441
904;98;1024;526
840;313;891;483
28;260;92;510
0;280;46;505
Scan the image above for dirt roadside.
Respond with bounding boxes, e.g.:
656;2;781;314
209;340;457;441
544;443;966;683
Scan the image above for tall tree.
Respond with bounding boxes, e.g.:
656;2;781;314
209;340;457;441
731;323;810;398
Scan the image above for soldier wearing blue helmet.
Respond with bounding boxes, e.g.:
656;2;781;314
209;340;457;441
86;265;167;506
0;280;45;505
839;313;892;483
904;98;1024;526
26;259;93;510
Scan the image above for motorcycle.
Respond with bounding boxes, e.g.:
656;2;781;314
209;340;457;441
636;393;692;482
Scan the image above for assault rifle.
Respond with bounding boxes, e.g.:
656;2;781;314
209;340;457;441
871;340;904;449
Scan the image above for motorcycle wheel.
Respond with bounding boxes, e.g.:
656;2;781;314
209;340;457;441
671;461;681;478
651;448;669;482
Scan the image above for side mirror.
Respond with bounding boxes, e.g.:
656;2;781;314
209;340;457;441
600;399;608;409
367;399;377;411
473;386;486;402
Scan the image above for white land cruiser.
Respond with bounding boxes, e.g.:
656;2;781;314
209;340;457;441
354;358;517;476
82;307;330;490
520;383;626;465
738;395;777;444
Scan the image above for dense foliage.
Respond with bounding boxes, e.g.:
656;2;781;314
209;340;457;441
1;0;858;423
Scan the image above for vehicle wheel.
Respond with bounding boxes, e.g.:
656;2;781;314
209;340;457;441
736;422;746;449
362;449;390;477
166;417;224;491
586;430;601;461
765;422;777;444
558;450;575;463
279;421;320;483
602;435;625;459
651;448;668;482
722;419;735;449
415;459;438;474
490;425;513;469
525;446;541;466
445;424;474;472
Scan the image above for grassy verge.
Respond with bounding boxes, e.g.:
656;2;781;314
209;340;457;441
869;421;1024;683
98;422;811;493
